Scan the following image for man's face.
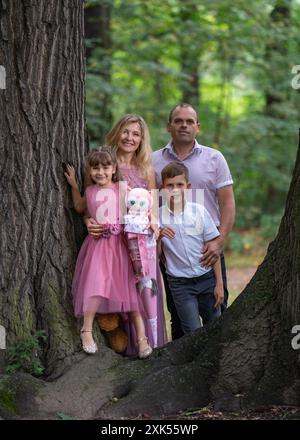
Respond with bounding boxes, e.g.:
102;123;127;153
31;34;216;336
167;106;200;146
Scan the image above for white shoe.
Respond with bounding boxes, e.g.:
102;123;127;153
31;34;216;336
80;329;98;354
137;336;152;359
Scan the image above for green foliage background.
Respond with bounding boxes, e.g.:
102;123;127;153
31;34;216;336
85;0;300;239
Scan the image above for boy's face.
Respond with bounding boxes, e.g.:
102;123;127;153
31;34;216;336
163;174;191;205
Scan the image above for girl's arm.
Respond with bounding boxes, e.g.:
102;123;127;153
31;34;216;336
64;164;87;214
212;256;224;309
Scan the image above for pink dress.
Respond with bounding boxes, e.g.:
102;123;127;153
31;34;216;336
72;183;140;317
119;165;168;354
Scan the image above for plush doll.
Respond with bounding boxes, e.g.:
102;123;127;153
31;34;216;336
124;188;153;279
124;188;158;348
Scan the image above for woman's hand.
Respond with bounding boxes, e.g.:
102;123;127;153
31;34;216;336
85;217;106;239
64;164;79;190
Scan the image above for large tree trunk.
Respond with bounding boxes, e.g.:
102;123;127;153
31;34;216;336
0;0;87;376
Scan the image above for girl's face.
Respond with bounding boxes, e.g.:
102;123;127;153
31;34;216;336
90;163;116;188
118;122;142;155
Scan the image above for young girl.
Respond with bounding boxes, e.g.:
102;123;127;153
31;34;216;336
65;147;152;358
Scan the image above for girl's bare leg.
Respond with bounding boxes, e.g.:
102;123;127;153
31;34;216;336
81;311;96;347
130;311;152;358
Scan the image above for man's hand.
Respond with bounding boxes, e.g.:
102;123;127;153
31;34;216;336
159;227;176;239
64;164;79;189
85;217;105;239
201;237;223;268
214;283;224;309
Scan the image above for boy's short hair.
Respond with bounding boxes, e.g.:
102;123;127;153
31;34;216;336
161;161;189;184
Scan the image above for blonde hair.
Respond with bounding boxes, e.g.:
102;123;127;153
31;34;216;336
105;114;154;180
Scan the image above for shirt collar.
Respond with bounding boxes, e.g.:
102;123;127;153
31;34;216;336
162;200;189;217
163;139;203;160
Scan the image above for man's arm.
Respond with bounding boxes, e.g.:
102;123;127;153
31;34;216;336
201;185;235;267
212;256;224;308
216;185;236;245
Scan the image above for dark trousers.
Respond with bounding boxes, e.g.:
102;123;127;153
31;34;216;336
167;270;220;334
160;253;229;340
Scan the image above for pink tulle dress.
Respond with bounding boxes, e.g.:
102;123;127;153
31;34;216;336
72;183;140;317
119;165;168;354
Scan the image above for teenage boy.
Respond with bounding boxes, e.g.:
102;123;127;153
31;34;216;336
158;161;224;334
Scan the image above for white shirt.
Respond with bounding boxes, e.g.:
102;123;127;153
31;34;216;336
160;202;220;278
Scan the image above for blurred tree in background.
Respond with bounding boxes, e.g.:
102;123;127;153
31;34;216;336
85;0;300;241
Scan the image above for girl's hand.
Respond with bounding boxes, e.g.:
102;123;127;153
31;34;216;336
64;164;79;189
85;217;106;239
214;284;224;309
150;223;160;240
159;227;176;239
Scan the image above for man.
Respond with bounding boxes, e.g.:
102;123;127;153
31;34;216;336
152;103;235;340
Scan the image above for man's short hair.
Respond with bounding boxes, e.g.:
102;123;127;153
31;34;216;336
161;161;189;184
168;103;199;123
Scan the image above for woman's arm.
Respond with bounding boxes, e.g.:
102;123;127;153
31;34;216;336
148;169;159;229
64;164;87;214
147;169;157;191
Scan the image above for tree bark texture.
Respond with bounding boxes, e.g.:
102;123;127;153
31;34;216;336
0;0;87;375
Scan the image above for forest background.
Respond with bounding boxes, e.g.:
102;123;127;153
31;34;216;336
85;0;300;271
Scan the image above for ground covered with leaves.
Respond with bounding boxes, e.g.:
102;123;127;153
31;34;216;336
125;405;300;421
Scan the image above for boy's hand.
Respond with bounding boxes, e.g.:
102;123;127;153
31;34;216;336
85;217;105;239
159;227;176;239
214;284;224;308
64;164;79;189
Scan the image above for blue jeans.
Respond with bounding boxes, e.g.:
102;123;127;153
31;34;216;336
167;270;221;334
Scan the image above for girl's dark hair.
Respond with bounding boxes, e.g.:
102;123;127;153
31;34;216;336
84;146;121;187
161;161;189;183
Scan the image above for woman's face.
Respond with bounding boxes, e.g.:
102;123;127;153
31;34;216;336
118;122;142;155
